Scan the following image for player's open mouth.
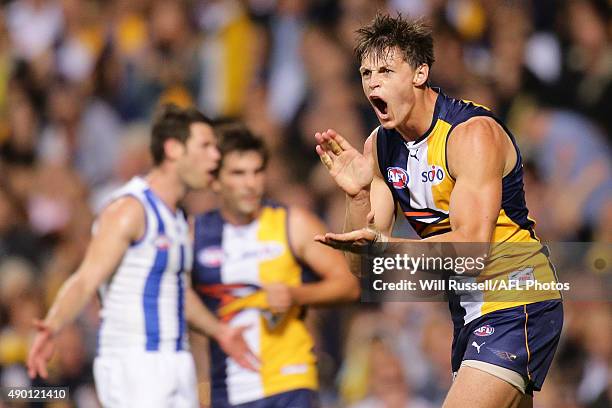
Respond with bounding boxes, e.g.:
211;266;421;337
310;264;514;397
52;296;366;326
370;96;388;117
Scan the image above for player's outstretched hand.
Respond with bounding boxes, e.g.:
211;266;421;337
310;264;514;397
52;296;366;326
216;324;260;372
315;129;373;197
314;227;386;254
27;319;56;379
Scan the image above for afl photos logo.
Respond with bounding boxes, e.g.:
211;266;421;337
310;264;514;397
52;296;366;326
387;167;409;189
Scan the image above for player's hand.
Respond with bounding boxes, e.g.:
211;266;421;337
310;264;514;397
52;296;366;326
216;324;260;372
27;319;56;379
263;283;293;314
314;227;387;254
315;129;373;197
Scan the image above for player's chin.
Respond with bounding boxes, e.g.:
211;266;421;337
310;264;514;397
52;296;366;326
378;116;396;129
190;175;213;190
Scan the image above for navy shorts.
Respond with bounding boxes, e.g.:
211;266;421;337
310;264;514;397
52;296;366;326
212;389;319;408
451;300;563;394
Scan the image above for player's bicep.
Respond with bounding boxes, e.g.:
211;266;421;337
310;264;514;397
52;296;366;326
76;197;145;293
449;176;501;242
447;120;505;241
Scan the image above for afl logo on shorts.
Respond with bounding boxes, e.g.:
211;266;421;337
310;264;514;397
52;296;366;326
197;246;224;268
473;325;495;337
154;235;172;250
387;167;409;189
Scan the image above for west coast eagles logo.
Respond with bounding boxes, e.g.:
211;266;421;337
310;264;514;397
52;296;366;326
387;167;409;189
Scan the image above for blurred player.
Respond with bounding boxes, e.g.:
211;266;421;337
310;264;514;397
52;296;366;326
192;124;359;407
315;14;563;408
27;105;257;407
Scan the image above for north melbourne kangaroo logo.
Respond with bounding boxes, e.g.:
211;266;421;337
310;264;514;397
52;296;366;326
472;341;485;354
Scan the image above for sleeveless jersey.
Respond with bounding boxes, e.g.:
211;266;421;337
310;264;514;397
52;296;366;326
192;203;318;406
376;88;560;326
97;176;191;356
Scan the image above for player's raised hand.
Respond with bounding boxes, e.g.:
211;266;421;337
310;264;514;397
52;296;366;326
216;324;261;372
315;129;373;196
27;319;56;379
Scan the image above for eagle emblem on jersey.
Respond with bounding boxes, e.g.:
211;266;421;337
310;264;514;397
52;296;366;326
387;167;409;189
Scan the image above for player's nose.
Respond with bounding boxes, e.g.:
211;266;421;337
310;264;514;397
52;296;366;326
210;146;221;162
368;74;381;89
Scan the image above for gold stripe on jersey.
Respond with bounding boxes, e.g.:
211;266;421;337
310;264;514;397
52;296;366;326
256;206;318;396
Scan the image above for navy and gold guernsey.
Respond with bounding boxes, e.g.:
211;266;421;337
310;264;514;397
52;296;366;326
192;202;319;406
377;88;561;326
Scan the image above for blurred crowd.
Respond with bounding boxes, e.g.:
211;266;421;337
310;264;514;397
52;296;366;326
0;0;610;407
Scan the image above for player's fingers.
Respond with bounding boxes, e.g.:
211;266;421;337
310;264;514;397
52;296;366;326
27;357;36;378
314;132;325;145
327;129;353;151
234;324;253;335
324;230;366;242
238;344;260;371
247;352;261;370
240;355;259;372
316;146;333;170
325;139;343;155
36;358;48;379
33;319;46;330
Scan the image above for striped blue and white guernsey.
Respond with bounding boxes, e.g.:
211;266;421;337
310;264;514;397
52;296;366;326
97;176;192;356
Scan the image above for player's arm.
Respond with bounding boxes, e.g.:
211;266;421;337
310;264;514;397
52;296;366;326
343;128;395;234
27;197;144;378
265;207;360;311
185;285;259;371
318;117;509;249
429;117;508;243
315;128;396;275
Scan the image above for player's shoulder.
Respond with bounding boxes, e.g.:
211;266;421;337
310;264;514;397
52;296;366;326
451;116;508;147
436;89;491;120
287;205;327;237
109;176;148;200
95;195;146;240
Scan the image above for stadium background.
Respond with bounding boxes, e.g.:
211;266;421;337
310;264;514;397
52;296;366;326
0;0;610;407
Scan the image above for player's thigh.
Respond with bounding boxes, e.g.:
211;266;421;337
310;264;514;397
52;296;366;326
172;351;199;408
94;356;127;408
442;366;523;408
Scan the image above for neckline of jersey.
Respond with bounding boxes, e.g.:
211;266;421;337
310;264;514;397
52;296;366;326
135;176;183;219
403;87;443;149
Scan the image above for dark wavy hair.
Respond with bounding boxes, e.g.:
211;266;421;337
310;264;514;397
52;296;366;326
354;13;435;69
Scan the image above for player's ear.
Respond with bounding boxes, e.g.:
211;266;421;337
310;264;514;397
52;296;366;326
413;64;429;87
164;138;185;161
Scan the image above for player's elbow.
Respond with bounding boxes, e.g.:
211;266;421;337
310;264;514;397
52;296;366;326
339;273;361;301
455;224;494;243
347;277;361;301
